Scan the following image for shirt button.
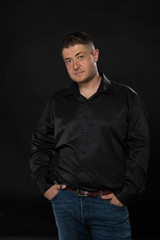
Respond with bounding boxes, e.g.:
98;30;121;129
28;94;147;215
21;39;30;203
82;132;87;136
81;149;86;153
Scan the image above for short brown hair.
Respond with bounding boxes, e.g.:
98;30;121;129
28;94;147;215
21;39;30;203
60;31;95;54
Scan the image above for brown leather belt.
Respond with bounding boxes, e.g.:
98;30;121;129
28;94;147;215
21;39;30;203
56;180;112;197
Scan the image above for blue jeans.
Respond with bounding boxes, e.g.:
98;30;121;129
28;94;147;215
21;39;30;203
51;188;132;240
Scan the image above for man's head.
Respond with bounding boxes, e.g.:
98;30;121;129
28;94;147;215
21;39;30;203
60;31;95;54
61;32;99;84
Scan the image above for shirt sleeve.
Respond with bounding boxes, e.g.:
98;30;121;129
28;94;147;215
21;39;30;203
114;92;150;205
29;98;55;194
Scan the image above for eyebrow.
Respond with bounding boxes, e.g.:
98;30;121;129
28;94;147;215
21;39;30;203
75;52;84;57
64;52;85;61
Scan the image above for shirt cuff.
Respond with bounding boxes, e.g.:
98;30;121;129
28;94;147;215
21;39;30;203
36;176;54;195
114;187;134;206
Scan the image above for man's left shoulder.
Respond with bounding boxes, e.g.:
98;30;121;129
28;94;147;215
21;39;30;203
111;80;138;97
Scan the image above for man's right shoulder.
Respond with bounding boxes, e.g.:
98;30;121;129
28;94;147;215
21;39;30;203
49;85;71;101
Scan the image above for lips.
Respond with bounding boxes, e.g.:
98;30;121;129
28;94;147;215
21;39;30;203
75;71;84;75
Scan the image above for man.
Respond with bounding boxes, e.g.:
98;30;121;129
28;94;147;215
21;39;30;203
30;32;150;240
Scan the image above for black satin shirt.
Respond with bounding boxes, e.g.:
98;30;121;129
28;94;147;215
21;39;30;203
30;72;150;205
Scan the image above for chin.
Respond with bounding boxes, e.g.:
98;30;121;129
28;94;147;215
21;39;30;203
73;78;87;84
71;75;84;82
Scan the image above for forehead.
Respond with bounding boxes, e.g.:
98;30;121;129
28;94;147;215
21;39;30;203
62;44;91;59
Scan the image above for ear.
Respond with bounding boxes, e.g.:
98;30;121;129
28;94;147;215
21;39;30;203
93;49;99;62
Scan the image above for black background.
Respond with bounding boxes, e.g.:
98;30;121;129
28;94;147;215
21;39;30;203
1;0;160;238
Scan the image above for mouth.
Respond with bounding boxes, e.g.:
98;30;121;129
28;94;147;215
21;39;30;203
75;71;84;76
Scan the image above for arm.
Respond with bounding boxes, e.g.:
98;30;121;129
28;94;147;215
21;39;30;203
30;99;55;195
114;93;150;206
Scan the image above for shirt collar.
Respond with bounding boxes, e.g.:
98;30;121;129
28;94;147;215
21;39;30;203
98;71;112;94
65;71;112;97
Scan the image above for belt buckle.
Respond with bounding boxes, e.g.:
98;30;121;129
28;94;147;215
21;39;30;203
77;189;88;197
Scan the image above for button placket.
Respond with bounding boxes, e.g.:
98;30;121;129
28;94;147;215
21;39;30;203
80;102;89;153
82;103;89;136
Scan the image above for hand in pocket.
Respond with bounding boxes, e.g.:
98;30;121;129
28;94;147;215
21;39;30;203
101;193;124;207
44;183;66;200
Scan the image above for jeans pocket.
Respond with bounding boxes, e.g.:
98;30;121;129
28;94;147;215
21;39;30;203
109;200;125;209
50;181;61;201
50;190;61;201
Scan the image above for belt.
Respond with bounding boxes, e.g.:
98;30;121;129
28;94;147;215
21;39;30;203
56;180;112;197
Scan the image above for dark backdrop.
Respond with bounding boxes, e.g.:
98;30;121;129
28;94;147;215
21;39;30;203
1;0;160;238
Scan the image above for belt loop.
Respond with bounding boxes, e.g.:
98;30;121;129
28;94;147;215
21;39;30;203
99;190;103;197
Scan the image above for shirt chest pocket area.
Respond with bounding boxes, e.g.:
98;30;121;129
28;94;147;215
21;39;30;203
53;104;82;145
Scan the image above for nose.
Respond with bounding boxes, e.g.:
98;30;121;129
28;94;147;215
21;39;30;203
73;59;80;70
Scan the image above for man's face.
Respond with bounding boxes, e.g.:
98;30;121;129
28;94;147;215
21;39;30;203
62;44;99;84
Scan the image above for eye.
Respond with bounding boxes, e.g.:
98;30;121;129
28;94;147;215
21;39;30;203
78;55;84;60
65;59;72;64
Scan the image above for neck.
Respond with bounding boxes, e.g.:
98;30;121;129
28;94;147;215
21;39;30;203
78;72;102;99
